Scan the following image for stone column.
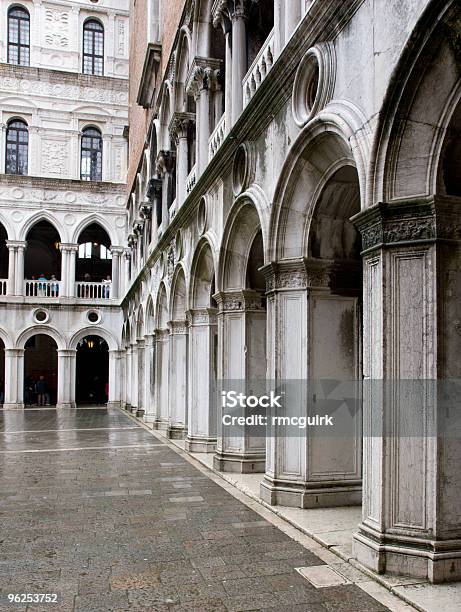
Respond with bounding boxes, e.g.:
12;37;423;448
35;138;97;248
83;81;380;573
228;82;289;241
214;290;266;473
108;349;124;408
60;243;78;298
351;198;461;583
143;333;156;425
231;1;248;125
122;249;131;294
186;308;218;452
15;242;26;296
136;339;145;417
259;258;362;508
6;241;16;296
155;150;175;229
130;341;139;414
125;345;132;411
167;320;188;439
186;60;222;175
56;349;76;408
169;113;195;207
4;348;24;409
111;247;124;299
148;176;163;236
153;328;169;429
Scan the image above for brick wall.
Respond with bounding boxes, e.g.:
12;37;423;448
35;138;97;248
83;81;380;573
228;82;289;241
127;0;186;195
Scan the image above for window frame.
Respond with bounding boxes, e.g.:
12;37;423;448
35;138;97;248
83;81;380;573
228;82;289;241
5;118;29;175
7;5;30;66
80;126;103;182
82;18;104;76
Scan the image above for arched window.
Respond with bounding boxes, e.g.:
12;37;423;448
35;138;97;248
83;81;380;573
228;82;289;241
83;19;104;76
8;6;30;66
6;119;28;175
80;127;102;181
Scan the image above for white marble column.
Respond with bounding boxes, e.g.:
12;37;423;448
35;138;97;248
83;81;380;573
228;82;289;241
59;243;78;298
169;113;195;207
111;247;124;299
6;242;16;296
4;348;24;409
125;345;132;410
136;339;145;416
56;349;76;409
15;242;26;296
185;308;218;452
259;258;362;508
153;328;169;429
130;341;139;414
108;349;124;408
230;2;247;125
167;320;188;439
143;334;156;424
352;198;461;583
214;290;267;473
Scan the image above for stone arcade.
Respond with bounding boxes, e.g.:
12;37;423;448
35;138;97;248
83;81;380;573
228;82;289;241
1;0;460;587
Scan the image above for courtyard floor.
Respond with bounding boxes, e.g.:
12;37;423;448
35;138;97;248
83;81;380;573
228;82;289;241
0;407;394;612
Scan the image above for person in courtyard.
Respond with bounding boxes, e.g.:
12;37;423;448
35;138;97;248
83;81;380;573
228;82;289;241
35;375;48;406
24;375;36;406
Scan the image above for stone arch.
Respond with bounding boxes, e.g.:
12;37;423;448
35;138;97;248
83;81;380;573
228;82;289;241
0;327;13;350
159;82;173;150
370;0;461;204
72;214;116;245
155;282;169;329
217;192;268;292
170;263;188;320
136;305;145;340
189;236;217;308
69;327;118;351
269;105;367;261
0;211;14;240
146;295;155;334
20;212;64;242
16;326;65;351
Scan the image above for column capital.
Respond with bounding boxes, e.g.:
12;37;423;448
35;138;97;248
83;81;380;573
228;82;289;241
5;347;24;356
351;196;461;253
152;149;176;176
168;319;188;334
261;258;333;292
212;0;249;28
213;289;264;312
169;112;196;143
57;349;77;356
154;328;170;339
186;57;222;98
110;245;125;255
6;240;27;251
59;242;79;253
186;307;218;326
147;176;163;200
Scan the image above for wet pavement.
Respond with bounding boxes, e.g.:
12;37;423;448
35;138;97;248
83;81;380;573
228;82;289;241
0;407;389;611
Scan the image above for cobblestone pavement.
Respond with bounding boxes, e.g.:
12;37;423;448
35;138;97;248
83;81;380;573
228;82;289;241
0;408;389;612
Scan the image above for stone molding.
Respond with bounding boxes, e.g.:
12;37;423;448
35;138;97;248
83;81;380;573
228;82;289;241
186;308;218;326
352;197;461;252
168;320;188;334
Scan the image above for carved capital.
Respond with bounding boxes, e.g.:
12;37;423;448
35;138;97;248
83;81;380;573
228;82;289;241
214;289;265;312
133;219;144;235
139;202;152;219
156;150;175;176
186;308;217;326
261;258;332;292
169;112;196;143
147;176;163;202
351;196;461;252
168;319;188;334
186;57;222;98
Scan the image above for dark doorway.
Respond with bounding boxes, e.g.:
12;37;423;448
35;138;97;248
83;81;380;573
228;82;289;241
25;221;61;280
24;334;58;406
76;223;112;283
76;335;109;405
0;224;8;281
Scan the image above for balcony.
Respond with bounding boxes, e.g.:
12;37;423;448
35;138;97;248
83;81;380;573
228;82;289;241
242;30;275;108
186;165;196;196
76;281;112;300
25;280;61;298
209;114;226;162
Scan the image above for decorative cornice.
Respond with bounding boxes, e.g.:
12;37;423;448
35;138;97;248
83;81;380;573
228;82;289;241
136;43;162;108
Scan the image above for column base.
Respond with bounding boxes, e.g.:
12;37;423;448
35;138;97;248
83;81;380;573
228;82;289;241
152;418;169;431
56;402;76;409
185;436;217;453
107;401;122;409
260;475;362;508
213;451;265;473
167;425;187;440
353;526;461;583
2;403;24;410
143;412;157;428
136;408;145;417
129;406;138;415
125;403;132;411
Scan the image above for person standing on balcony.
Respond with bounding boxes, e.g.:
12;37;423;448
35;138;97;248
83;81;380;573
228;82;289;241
50;274;59;297
102;275;111;298
37;273;47;297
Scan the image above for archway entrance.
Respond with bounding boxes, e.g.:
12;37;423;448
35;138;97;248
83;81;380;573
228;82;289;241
76;223;112;283
24;334;58;406
76;336;109;405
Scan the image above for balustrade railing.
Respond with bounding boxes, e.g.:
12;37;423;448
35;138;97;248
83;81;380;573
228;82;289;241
242;30;275;107
0;279;6;295
25;279;61;297
186;165;196;195
209;113;226;161
76;281;111;299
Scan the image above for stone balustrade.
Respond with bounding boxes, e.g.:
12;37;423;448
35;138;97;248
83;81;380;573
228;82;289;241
209;114;226;161
242;30;274;108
